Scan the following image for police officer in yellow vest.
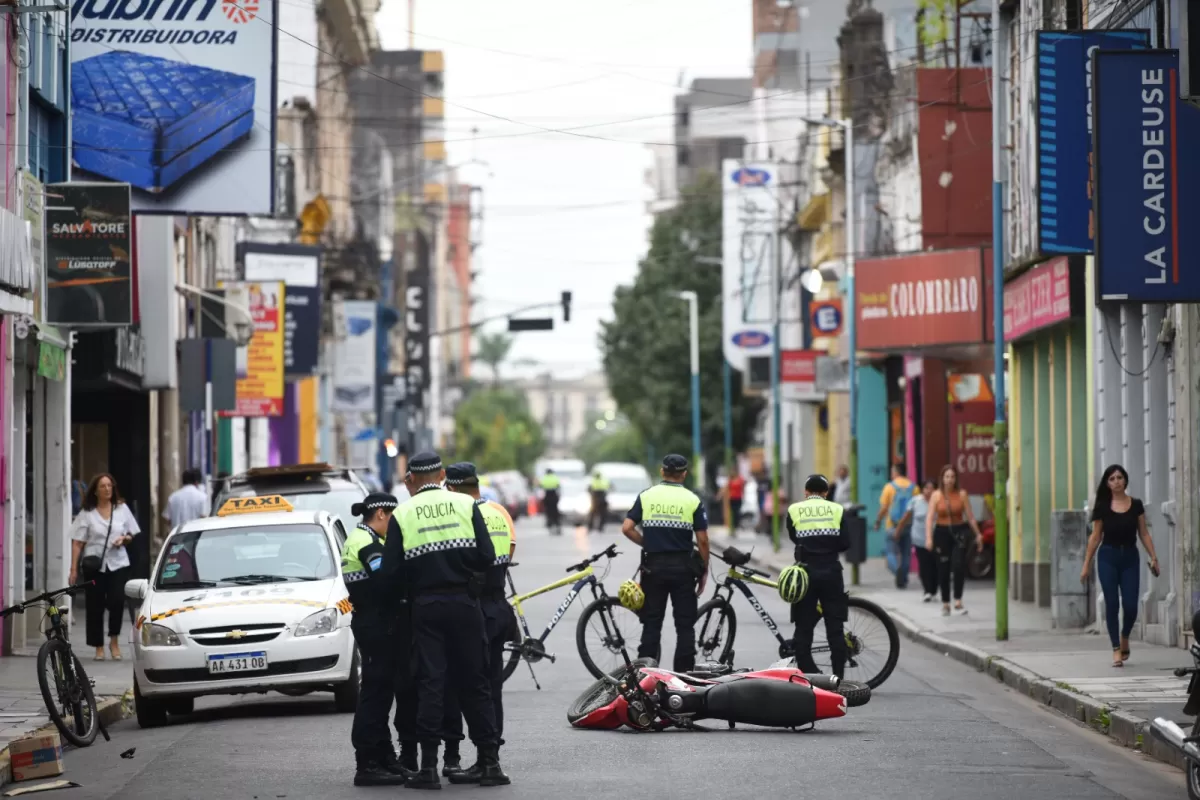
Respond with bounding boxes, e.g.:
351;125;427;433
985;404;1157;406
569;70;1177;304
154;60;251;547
587;471;610;533
787;474;852;679
341;492;409;786
379;451;509;789
443;462;518;777
621;454;710;672
539;469;562;535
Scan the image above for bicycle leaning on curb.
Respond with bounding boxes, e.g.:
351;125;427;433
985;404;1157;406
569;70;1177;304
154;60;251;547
695;547;900;689
0;584;112;747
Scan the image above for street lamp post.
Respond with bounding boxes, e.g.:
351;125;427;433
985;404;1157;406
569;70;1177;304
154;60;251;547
805;115;857;580
675;290;703;485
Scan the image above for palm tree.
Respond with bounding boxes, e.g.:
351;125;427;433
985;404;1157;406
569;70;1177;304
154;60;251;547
475;332;514;384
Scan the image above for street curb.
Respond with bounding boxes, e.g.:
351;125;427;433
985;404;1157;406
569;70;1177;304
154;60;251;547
0;692;133;788
714;535;1183;772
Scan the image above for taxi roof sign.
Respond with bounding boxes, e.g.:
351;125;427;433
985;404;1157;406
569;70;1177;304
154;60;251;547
217;495;294;516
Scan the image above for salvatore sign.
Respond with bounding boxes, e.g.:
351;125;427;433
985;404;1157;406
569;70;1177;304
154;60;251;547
855;247;993;350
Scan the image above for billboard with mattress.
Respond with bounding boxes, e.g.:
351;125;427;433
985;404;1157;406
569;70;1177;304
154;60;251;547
69;0;278;216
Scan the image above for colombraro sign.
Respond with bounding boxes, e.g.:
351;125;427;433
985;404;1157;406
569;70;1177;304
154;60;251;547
855;247;994;350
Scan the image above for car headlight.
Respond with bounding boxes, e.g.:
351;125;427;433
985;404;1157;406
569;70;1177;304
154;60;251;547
295;608;338;637
141;623;182;647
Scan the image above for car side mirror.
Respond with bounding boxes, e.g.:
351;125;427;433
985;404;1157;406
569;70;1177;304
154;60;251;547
125;579;149;602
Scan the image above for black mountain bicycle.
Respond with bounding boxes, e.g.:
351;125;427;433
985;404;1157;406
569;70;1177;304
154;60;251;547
1;584;106;747
696;547;900;689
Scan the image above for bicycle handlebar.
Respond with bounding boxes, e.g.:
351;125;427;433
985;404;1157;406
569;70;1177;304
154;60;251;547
0;583;92;618
565;543;620;573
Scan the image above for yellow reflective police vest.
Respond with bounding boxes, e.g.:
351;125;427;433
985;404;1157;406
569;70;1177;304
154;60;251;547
787;497;845;540
477;500;514;566
540;474;561;490
638;482;701;552
395;488;477;561
590;476;610;492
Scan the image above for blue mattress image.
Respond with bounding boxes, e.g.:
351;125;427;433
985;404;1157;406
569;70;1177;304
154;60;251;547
71;51;256;194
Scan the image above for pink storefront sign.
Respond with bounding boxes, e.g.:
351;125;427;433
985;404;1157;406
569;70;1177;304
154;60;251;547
1003;257;1073;342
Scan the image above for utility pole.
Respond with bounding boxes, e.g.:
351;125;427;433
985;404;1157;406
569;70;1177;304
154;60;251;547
990;0;1010;641
771;188;783;552
675;291;703;488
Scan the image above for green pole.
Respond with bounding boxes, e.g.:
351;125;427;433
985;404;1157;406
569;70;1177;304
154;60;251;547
990;0;1009;641
849;434;859;586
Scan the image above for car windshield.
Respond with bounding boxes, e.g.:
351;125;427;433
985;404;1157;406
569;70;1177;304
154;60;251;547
156;524;337;589
608;476;650;494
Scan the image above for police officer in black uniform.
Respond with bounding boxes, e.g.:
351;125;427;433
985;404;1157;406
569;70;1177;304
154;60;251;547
341;492;408;786
621;454;710;672
787;474;852;678
381;451;509;789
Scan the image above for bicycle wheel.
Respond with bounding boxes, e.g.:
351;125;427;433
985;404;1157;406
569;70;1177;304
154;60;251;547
695;597;737;665
37;639;99;747
811;596;900;690
501;619;526;682
575;597;641;679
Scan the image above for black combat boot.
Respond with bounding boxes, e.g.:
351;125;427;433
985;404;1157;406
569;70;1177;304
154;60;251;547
476;744;511;787
404;742;441;790
379;751;415;779
441;739;464;778
399;741;419;773
355;755;406;787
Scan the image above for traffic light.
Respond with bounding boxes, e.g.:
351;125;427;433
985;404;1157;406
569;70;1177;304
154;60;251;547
562;291;572;322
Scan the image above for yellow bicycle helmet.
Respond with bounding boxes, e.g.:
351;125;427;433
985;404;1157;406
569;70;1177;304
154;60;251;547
777;564;810;604
618;580;645;611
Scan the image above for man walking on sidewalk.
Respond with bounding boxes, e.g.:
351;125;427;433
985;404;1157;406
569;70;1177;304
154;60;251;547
875;463;915;589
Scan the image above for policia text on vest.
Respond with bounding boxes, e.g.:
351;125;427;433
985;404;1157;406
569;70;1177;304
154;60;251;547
380;451;510;788
786;484;852;681
621;455;710;673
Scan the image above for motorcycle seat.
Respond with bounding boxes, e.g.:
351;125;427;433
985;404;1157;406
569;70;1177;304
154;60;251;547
703;677;817;727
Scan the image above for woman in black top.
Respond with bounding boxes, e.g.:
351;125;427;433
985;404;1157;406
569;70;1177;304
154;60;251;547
1081;464;1161;667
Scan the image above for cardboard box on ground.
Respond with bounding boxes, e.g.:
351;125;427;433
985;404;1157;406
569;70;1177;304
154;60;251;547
9;733;63;783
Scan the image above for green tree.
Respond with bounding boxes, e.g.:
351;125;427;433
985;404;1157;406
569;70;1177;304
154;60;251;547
475;331;514;384
575;414;646;469
599;172;764;487
452;387;545;474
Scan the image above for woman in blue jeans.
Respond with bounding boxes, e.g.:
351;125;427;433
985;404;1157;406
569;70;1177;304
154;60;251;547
1081;464;1161;668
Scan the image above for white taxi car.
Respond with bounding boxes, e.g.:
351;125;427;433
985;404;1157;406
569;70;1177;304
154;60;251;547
124;495;359;728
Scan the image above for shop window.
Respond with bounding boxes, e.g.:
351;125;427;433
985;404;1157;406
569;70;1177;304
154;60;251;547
27;101;65;184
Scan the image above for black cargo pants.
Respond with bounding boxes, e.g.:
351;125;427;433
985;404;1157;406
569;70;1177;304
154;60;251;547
637;551;699;673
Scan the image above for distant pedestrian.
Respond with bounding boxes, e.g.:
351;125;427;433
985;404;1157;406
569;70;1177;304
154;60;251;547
724;472;745;530
832;465;852;506
1081;464;1161;668
898;480;937;600
165;468;207;531
875;463;915;588
925;465;983;617
69;473;141;661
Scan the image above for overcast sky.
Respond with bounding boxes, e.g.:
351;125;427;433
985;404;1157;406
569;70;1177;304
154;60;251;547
374;0;752;380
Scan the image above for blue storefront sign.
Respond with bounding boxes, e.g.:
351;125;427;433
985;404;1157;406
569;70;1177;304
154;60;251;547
1036;29;1148;255
1094;49;1200;302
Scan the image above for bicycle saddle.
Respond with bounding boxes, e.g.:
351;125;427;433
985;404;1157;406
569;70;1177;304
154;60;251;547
722;546;752;567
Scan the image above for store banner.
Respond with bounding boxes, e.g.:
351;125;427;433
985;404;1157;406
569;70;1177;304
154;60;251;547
221;282;284;417
855;247;992;350
333;300;377;413
721;160;786;372
45;182;133;327
240;243;321;376
69;0;278;216
948;400;995;496
1003;257;1078;342
21;172;43;320
1035;29;1149;255
405;254;430;408
1094;49;1200;302
779;350;822;402
809;298;843;339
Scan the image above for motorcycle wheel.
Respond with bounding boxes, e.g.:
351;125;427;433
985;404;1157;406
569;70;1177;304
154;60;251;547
566;658;658;725
1190;718;1200;800
836;680;872;708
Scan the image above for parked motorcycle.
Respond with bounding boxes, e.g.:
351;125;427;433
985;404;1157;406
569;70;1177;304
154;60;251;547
567;649;870;732
1149;610;1200;799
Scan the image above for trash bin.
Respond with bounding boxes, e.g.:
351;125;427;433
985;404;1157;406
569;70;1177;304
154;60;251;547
843;505;868;565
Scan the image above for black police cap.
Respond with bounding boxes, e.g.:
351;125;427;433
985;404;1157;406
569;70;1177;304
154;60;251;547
662;454;689;472
408;451;443;474
352;492;399;517
445;462;479;486
804;474;831;494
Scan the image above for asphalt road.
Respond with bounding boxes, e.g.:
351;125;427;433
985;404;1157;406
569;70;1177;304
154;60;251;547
61;518;1185;800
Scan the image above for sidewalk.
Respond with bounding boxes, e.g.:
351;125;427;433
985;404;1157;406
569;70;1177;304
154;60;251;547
710;526;1191;770
0;648;133;786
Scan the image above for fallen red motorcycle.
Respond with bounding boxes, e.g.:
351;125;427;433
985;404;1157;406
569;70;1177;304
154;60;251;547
568;652;870;732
